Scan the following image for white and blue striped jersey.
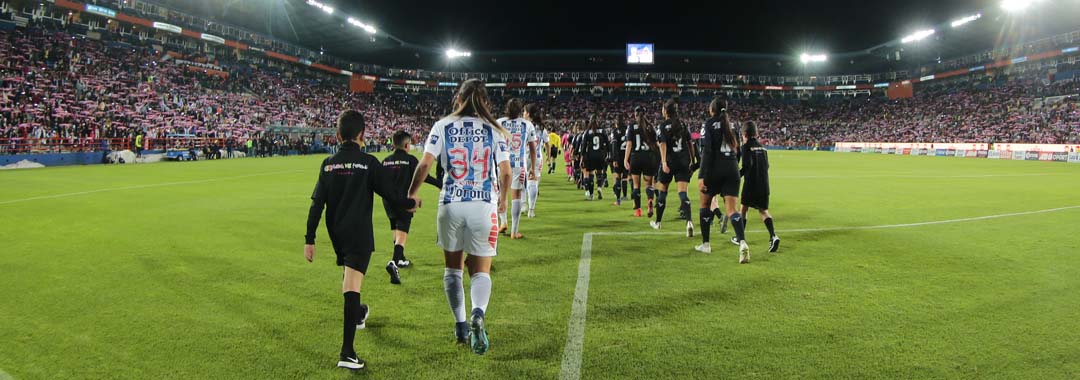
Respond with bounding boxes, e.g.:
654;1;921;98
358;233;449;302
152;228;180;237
424;116;510;205
497;117;537;170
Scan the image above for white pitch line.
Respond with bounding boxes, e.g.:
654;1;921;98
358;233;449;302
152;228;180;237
559;232;593;380
559;204;1080;379
776;173;1055;179
0;169;305;206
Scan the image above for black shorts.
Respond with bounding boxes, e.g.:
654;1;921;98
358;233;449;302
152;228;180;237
741;191;770;210
629;153;659;177
387;211;413;233
701;164;740;197
549;147;560;158
584;152;606;171
335;250;372;274
657;162;692;184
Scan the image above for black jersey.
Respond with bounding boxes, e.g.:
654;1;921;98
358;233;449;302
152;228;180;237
740;137;770;196
610;125;627;158
625;124;655;154
305;142;417;253
658;119;693;166
582;128;610;154
698;117;740;180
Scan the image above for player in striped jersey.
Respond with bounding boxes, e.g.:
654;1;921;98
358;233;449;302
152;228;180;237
524;103;544;218
409;79;511;354
496;98;538;239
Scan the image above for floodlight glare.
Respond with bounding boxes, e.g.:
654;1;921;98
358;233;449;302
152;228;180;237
347;17;377;34
950;13;982;28
1001;0;1039;12
446;49;472;59
901;29;936;44
306;0;334;14
800;53;827;63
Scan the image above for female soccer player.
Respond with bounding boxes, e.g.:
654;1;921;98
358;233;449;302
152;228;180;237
562;129;573;180
622;106;659;217
735;121;780;252
496;98;538;239
609;115;629;205
651;98;697;237
525;103;544;218
695;98;751;263
409;79;512;355
580;119;610;201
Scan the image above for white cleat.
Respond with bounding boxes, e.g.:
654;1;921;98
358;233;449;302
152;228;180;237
650;221;661;230
738;241;750;264
585;191;592;201
527;209;536;218
695;243;712;253
686;221;694;238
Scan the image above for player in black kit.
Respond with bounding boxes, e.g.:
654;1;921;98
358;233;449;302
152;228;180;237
732;122;780;252
622;106;659;218
609;116;629;205
581;120;610;200
380;130;441;284
651;98;697;237
694;98;751;263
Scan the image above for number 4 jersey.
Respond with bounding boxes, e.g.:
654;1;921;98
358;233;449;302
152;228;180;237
425;116;511;205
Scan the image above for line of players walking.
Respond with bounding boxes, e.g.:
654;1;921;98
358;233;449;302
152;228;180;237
561;97;781;263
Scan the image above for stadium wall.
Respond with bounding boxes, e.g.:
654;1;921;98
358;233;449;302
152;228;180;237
0;152;106;167
836;142;1080;163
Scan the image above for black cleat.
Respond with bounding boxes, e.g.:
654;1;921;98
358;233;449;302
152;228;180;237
386;261;401;285
357;304;369;330
337;354;365;370
769;236;781;253
455;321;470;345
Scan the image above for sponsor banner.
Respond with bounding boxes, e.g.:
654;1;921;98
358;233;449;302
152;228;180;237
1012;151;1026;160
86;4;117;18
1038;152;1055;161
976;150;988;158
885;147;896;155
946;149;956;157
1069;152;1080;163
966;150;978;158
835;142;991;151
1052;152;1069;162
173;59;222;71
902;148;911;155
993;143;1078;153
1023;151;1038;161
916;148;928;156
955;149;965;157
935;149;947;157
850;147;861;153
987;150;1001;159
200;34;225;44
152;22;182;34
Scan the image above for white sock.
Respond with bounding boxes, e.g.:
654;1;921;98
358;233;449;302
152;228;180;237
527;181;539;211
510;200;522;234
498;211;506;227
470;272;492;315
443;268;466;323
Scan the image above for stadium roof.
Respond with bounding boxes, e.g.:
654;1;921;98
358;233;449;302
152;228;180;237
151;0;1080;74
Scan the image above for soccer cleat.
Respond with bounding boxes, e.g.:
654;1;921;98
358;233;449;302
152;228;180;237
650;221;661;230
730;236;740;246
499;224;508;235
597;191;603;200
396;259;411;268
527;209;536;218
469;310;490;355
695;243;712;253
686;221;695;238
510;233;525;240
769;236;781;253
455;321;470;345
719;214;729;234
633;208;643;217
337;354;365;370
357;304;369;330
739;241;751;264
386;261;401;285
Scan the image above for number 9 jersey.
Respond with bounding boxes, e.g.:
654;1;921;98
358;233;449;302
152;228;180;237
424;116;511;205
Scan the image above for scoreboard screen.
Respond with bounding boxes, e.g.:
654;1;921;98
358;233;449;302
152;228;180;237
627;43;654;64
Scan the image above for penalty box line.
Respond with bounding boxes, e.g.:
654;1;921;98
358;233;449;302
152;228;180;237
0;169;306;206
559;205;1080;380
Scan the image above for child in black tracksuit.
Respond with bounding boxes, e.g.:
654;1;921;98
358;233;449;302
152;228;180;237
304;111;419;371
738;121;780;253
380;130;441;284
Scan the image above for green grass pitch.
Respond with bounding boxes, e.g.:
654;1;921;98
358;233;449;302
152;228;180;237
1;151;1079;379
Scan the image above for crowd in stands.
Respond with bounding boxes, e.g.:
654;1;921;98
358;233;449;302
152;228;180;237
1;25;1078;156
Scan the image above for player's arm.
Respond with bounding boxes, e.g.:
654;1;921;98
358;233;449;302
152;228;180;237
623;127;633;169
495;135;512;213
372;159;419;211
304;160;329;262
409;124;444;203
658;130;670;173
740;144;753;177
699;124;712;183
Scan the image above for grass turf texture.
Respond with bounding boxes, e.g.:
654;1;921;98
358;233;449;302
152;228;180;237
0;151;1078;379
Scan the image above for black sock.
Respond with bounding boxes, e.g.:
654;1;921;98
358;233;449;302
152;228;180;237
393;244;405;261
655;191;668;222
731;213;746;242
632;188;642;209
342;291;361;357
764;217;775;238
585;176;594;194
622;180;629;198
699;208;713;243
712;208;723;219
612;180;621;199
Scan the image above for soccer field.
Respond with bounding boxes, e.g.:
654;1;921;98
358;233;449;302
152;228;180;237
1;151;1079;380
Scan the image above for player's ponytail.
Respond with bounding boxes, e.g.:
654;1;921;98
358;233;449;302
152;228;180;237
525;103;543;127
710;97;737;151
635;107;658;151
450;79;509;139
505;98;524;119
664;97;684;135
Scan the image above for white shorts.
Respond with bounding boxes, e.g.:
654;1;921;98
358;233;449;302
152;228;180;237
510;167;527;190
437;202;499;257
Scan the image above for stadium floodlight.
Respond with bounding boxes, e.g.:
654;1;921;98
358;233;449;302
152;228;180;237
901;29;936;44
1001;0;1043;12
950;13;982;28
306;0;334;14
347;17;376;34
446;49;472;59
800;53;827;64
